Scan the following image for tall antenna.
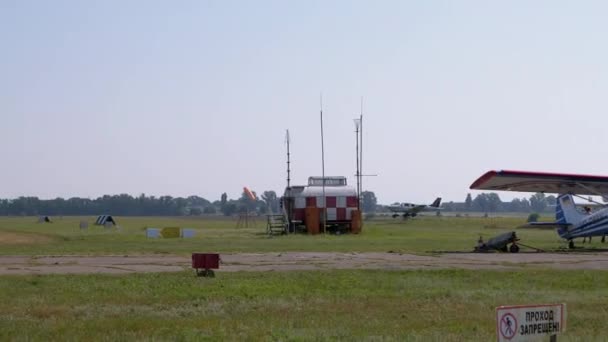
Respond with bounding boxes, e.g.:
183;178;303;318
354;118;361;211
356;98;377;225
359;97;364;209
285;129;291;188
320;93;327;233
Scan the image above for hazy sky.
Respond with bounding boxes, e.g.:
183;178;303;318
2;1;608;204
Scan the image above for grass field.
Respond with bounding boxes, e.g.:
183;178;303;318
0;269;606;341
0;215;589;255
1;215;606;341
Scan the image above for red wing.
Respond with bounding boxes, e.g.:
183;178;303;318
470;170;608;195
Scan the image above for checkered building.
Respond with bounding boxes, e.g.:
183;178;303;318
284;176;358;223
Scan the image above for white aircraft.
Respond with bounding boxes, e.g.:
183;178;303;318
470;170;608;249
387;197;442;219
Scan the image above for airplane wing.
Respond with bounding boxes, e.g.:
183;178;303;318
470;170;608;195
388;205;408;213
409;205;427;214
393;208;416;214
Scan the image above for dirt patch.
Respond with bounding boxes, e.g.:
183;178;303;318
0;232;53;245
3;252;608;275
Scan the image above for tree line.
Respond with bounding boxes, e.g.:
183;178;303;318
0;191;281;217
433;193;556;213
368;192;558;214
0;190;556;216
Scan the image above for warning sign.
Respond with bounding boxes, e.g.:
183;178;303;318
499;313;517;340
496;304;566;341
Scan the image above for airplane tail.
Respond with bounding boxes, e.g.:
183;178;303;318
556;194;584;238
430;197;441;208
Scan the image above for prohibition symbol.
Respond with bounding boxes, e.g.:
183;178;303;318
500;313;517;340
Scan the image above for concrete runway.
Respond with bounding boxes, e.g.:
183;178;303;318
2;252;608;275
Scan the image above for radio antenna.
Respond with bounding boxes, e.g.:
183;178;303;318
354;117;361;211
320;93;327;233
360;96;363;200
285;129;291;189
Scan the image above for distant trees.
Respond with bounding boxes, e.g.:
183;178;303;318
189;207;203;216
0;194;190;216
469;193;502;213
529;193;547;213
0;190;280;217
433;192;557;213
0;189;565;216
261;191;279;214
222;202;238;216
509;198;531;212
202;206;217;214
220;192;230;216
464;194;473;211
416;192;556;214
361;191;378;213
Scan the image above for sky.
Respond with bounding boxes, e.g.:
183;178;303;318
2;0;608;204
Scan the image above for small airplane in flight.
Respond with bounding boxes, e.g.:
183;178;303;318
387;197;442;219
470;170;608;249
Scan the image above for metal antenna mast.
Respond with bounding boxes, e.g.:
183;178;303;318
354;118;361;211
360;97;363;203
320;93;327;233
354;98;377;227
285;129;291;189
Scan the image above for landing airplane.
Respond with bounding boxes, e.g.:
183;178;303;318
387;197;442;219
470;170;608;249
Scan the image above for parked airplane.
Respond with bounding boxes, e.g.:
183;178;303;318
387;197;442;219
470;170;608;248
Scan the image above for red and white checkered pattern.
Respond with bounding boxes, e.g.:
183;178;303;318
293;195;358;221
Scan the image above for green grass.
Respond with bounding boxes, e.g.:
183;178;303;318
0;215;587;255
0;269;604;341
1;216;607;341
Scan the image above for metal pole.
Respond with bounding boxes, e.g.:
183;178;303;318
286;129;291;188
359;97;364;227
360;98;363;204
320;94;327;233
354;119;361;211
285;129;292;233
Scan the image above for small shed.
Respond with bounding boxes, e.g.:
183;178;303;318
282;176;360;234
95;215;116;226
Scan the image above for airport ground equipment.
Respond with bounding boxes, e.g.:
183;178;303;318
95;215;116;226
266;214;287;235
37;216;52;223
191;253;220;277
475;231;520;253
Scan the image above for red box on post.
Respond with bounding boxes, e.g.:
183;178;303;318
191;253;220;269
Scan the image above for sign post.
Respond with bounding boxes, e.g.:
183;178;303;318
496;304;566;341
